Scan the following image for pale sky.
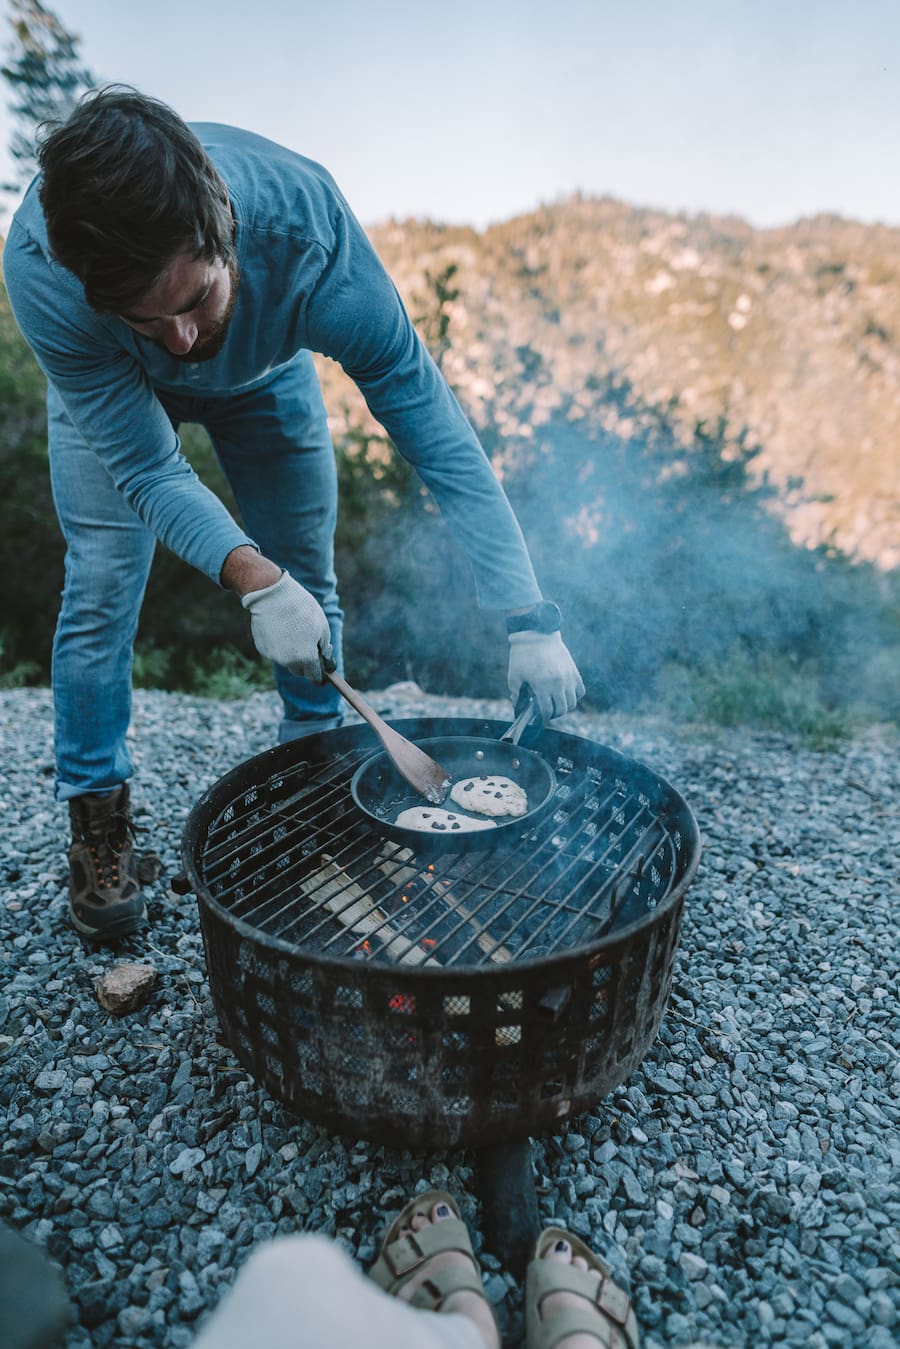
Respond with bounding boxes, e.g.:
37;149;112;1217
1;0;898;232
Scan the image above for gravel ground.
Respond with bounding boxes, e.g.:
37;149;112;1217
1;684;898;1349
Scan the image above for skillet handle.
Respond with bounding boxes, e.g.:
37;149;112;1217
501;683;545;746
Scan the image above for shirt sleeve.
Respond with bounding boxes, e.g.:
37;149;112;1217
301;204;542;610
2;223;253;584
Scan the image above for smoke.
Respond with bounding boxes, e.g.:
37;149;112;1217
334;373;897;731
502;403;898;724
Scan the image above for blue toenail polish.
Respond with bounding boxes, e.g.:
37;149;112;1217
554;1239;569;1253
436;1203;451;1217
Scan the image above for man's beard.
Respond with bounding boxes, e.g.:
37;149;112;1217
158;259;240;364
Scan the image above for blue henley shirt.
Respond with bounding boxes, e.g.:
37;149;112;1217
1;123;542;609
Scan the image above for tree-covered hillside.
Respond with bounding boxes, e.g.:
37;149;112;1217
319;199;900;571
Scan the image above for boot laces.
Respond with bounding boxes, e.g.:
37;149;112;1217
76;806;139;891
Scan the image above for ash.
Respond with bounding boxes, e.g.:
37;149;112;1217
0;685;897;1348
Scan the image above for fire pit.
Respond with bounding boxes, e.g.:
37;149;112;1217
180;715;701;1152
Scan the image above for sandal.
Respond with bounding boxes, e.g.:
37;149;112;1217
526;1226;640;1349
369;1188;495;1317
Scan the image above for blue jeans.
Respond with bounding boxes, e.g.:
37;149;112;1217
48;356;344;801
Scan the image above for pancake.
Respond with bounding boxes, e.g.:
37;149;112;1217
395;806;498;833
449;774;528;818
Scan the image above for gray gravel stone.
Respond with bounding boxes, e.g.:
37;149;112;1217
1;685;898;1349
169;1147;205;1176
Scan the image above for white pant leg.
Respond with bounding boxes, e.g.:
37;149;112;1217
191;1234;485;1349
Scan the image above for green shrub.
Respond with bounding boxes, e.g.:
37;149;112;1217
0;629;40;688
185;647;273;700
843;644;900;724
132;642;173;689
651;646;854;747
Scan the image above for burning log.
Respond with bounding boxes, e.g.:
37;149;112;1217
377;844;522;1044
302;851;521;1043
377;844;515;965
300;855;439;966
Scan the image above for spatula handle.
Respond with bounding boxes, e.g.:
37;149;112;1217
324;669;392;740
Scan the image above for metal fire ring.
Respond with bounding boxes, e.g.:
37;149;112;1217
181;716;701;1150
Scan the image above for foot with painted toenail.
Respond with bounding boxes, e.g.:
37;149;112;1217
526;1226;640;1348
370;1189;500;1349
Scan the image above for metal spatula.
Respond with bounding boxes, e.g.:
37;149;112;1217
324;668;452;804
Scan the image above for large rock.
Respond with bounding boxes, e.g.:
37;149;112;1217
96;963;158;1015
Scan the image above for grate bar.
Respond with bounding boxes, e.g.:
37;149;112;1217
439;799;656;964
200;746;679;966
512;815;668;958
419;790;651;963
229;780;629;956
203;750;364;870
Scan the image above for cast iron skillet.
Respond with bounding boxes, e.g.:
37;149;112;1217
348;689;558;854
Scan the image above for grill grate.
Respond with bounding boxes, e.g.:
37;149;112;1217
199;737;681;968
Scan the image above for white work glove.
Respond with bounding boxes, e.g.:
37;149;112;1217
241;571;333;682
508;631;585;720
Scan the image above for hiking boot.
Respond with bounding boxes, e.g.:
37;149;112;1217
67;784;146;942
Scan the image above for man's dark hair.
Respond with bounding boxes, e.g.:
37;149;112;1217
38;86;236;313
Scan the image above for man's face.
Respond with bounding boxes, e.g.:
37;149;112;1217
119;252;238;362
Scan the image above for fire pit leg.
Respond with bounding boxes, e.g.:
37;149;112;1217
475;1138;540;1278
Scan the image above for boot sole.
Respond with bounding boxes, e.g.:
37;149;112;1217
70;902;147;943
